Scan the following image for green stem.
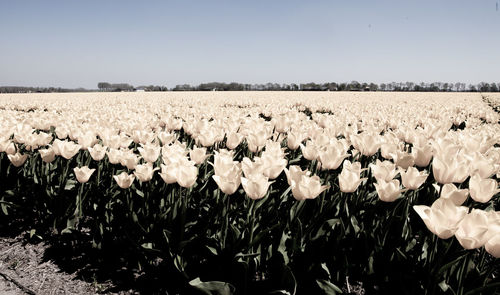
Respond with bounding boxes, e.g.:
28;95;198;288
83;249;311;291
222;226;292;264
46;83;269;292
77;182;85;218
457;252;470;295
223;193;230;249
248;200;256;251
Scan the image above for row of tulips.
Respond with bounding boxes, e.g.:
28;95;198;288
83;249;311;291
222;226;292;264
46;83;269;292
0;92;499;294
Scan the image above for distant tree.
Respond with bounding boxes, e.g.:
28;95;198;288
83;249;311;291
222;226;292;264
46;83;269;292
369;83;378;91
98;82;111;91
490;83;498;92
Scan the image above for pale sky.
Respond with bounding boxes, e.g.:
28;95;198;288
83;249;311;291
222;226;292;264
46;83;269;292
1;0;499;88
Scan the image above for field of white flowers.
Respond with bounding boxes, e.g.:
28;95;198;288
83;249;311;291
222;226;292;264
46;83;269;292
0;91;499;294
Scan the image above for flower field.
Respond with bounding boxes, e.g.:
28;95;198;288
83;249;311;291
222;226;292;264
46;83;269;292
0;91;499;294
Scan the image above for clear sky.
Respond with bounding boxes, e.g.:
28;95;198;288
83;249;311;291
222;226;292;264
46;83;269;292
1;0;499;88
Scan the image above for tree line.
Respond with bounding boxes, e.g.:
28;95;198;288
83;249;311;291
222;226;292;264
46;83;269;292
171;81;500;92
1;81;500;93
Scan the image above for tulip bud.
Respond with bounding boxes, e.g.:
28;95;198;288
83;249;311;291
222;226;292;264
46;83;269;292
413;198;468;239
39;147;56;163
226;132;244;150
432;183;468;206
113;171;135;189
106;148;122;164
189;145;210;165
241;173;271;200
159;163;178;184
469;174;499;203
454;209;489;249
400;167;428;190
485;235;500;258
374;179;405;202
88;144;107;161
60;141;82;160
291;174;329;201
369;159;398;182
138;144;161;163
7;152;28;167
73;166;96;183
176;162;198;188
133;163;159;182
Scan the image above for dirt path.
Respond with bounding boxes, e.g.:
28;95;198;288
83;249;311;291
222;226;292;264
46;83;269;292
0;235;117;295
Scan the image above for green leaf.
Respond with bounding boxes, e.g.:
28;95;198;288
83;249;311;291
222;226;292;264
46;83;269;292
64;179;77;190
141;242;153;249
206;245;218;256
350;216;360;234
279;265;297;295
316;279;342;295
438;253;468;274
1;203;8;215
464;282;500;295
320;263;331;280
438;280;449;292
188;278;235;295
278;232;290;264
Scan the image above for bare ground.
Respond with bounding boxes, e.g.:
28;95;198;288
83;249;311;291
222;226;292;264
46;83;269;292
0;234;133;295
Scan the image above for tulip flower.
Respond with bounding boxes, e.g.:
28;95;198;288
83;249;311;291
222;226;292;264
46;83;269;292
39;147;56;163
189;145;210;165
159;163;178;184
286;131;305;151
113;172;135;189
469;174;499;203
246;130;267;153
120;151;140;170
485;235;500;258
260;154;287;179
7;152;28;167
176;162;198;188
485;210;500;242
400;167;428;190
88;144;107;161
291;174;329;201
157;131;176;146
411;144;433;167
242;157;265;178
454;209;489;250
318;144;350;170
432;156;468;184
413;198;468;239
138;144;161;163
60;141;82;160
77;131;98;150
213;172;241;195
0;139;16;155
133;163;159;182
241;173;271;200
432;183;469;206
351;133;381;157
369;159;398;182
468;152;496;179
339;161;366;193
390;150;415;170
226;132;244;150
374;179;406;202
73;166;96;183
284;165;311;186
380;142;398;160
106;148;122;164
197;128;217;147
300;140;319;161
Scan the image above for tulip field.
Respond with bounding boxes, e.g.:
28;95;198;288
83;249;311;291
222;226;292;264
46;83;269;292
0;91;499;294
